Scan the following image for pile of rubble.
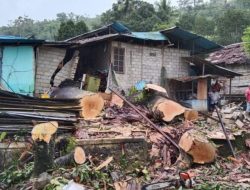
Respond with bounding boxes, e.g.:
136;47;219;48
0;85;249;190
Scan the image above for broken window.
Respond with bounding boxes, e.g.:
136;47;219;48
113;47;125;74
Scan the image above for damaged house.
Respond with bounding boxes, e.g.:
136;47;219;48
0;36;43;95
208;43;250;95
0;36;78;96
0;23;241;110
62;22;240;110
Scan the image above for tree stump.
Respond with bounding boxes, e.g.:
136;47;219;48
31;121;58;177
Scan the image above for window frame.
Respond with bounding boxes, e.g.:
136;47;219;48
113;47;125;74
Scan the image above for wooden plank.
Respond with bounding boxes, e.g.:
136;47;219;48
197;78;207;100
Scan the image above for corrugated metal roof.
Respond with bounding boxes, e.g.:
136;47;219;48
161;27;222;55
77;34;119;45
169;74;217;82
67;23;220;53
131;32;167;41
67;22;168;42
77;33;168;47
111;22;130;33
182;56;242;77
0;35;44;44
0;35;25;40
66;22;130;42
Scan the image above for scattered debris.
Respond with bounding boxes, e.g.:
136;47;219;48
235;119;244;128
32;172;52;190
246;139;250;148
95;156;113;171
63;180;87;190
0;83;249;189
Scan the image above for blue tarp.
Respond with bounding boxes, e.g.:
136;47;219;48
111;22;131;33
1;46;35;95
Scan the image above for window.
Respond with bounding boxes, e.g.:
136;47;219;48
113;47;125;73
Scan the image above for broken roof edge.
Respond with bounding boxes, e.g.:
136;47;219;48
182;56;242;78
0;35;44;45
43;41;77;48
65;21;131;42
76;33;170;47
160;26;222;55
168;74;218;83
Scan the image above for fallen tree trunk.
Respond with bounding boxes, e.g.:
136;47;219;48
79;93;104;120
111;93;124;108
184;110;199;121
145;83;169;97
148;96;186;122
178;129;217;164
54;146;86;166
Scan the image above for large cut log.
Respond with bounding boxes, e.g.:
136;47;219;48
178;129;217;164
184;110;199;121
79;93;104;120
111;93;124;108
145;83;167;94
98;92;112;101
54;146;86;166
149;96;186;122
32;122;58;176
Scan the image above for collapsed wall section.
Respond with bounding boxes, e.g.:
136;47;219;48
35;46;78;95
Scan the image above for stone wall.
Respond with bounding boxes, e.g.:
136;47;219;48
35;46;78;94
111;41;190;90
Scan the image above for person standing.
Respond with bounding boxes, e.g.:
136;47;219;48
209;89;220;111
245;85;250;116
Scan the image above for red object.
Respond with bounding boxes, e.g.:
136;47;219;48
179;172;191;180
245;88;250;102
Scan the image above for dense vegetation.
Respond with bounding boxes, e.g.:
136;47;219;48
1;0;250;45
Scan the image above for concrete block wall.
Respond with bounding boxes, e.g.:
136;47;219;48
35;46;78;94
111;41;189;90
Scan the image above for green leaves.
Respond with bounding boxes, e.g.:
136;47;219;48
242;26;250;54
56;20;88;40
0;162;34;186
0;132;7;142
